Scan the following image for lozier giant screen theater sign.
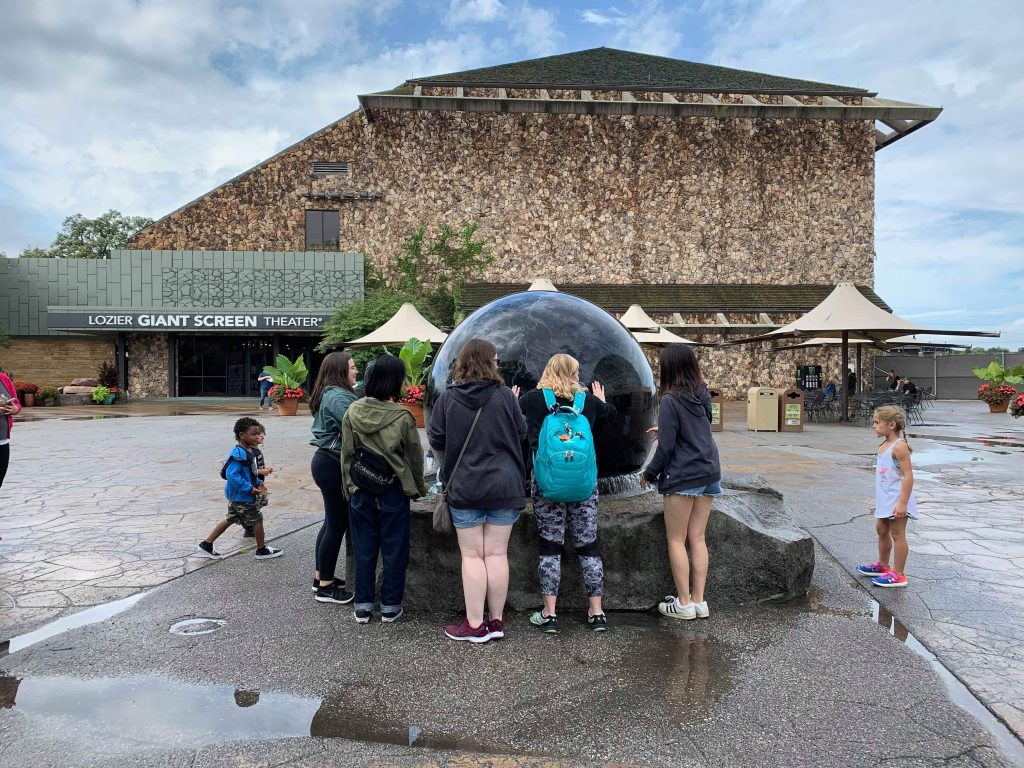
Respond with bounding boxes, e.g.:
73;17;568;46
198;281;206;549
48;310;333;332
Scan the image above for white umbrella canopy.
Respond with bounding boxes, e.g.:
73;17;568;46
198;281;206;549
776;335;970;351
345;302;448;348
632;326;699;345
618;304;699;345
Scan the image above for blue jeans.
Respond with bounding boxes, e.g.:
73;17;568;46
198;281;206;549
348;484;410;613
258;383;272;407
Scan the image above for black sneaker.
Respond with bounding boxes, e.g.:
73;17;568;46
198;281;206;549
197;541;222;559
315;584;354;605
311;577;345;593
254;546;283;560
354;609;372;624
529;611;558;634
588;613;609;632
243;526;256;538
381;608;403;623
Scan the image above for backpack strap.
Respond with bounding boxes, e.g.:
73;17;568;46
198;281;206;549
542;388;557;412
571;390;586;414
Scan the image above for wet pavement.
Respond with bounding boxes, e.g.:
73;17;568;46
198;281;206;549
0;398;1023;765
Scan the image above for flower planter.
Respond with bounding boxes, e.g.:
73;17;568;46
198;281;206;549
22;393;35;407
988;400;1011;414
277;397;300;416
401;402;424;427
102;394;116;405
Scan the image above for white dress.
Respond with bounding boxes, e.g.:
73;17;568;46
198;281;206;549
875;439;919;519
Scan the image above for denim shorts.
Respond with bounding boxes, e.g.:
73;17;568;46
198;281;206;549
670;480;723;498
449;506;521;529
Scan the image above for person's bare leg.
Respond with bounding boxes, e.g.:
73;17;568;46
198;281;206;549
876;518;892;567
253;522;266;549
482;524;513;622
542;594;558;617
889;518;909;573
686;496;713;604
204;521;231;544
663;495;695;602
456;526;487;627
588;595;604;616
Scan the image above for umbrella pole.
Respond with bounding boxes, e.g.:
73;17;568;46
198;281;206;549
856;344;863;394
841;331;850;423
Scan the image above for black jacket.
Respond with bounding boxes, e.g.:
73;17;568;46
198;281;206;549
427;380;528;510
643;388;721;494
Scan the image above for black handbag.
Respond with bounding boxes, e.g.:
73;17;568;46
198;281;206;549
349;445;395;496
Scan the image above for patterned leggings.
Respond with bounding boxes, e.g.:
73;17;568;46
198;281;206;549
532;483;604;597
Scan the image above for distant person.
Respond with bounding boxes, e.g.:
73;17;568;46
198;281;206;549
847;367;857;393
823;379;837;399
901;378;918;396
642;344;721;621
308;352;359;606
856;406;918;588
519;354;617;633
886;369;900;391
0;369;22;538
342;354;426;625
257;371;274;412
242;424;273;538
429;339;527;643
198;417;282;561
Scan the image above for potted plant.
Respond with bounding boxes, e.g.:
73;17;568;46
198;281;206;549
972;361;1024;413
91;385;115;405
262;354;309;416
14;381;38;407
398;337;432;427
1011;392;1024;420
37;386;60;406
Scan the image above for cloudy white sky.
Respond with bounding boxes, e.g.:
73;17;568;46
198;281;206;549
1;0;1022;349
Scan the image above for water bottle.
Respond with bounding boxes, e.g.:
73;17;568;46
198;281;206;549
426;481;442;501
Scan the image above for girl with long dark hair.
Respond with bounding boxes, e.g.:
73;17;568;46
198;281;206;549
308;351;359;605
642;344;721;621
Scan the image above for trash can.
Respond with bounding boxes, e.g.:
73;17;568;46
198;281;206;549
708;386;723;433
746;387;779;432
779;388;804;433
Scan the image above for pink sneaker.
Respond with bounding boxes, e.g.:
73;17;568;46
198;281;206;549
872;571;908;588
444;618;490;643
486;618;505;640
856;561;890;577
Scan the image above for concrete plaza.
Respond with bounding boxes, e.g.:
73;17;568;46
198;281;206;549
0;397;1022;766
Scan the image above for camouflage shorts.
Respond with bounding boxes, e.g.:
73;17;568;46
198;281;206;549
226;501;263;528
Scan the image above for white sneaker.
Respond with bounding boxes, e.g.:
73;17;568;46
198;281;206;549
658;595;696;620
694;601;710;618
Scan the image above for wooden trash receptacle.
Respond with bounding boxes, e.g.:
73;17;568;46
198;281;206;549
708;386;723;432
780;388;804;433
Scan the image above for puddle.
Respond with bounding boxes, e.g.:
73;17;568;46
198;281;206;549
910;448;985;466
870;601;1024;764
0;672;528;755
907;433;1024;450
169;618;226;636
2;592;149;656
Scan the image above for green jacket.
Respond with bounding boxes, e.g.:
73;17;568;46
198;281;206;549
309;386;358;458
341;398;427;499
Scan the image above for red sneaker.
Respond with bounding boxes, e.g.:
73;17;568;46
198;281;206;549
871;571;908;588
486;618;505;640
444;618;490;643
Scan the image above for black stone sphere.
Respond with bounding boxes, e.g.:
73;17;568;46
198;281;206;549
426;291;656;477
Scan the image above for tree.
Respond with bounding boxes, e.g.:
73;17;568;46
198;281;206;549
22;210;153;259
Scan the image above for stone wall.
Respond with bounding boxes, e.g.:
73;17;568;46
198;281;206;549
0;337;115;390
127;333;169;398
132;109;875;288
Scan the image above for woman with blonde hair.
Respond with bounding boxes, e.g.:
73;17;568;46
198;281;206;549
429;338;528;643
519;353;617;633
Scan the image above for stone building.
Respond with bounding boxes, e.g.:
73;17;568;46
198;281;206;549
2;48;938;397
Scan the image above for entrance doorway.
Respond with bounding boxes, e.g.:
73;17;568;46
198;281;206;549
175;335;321;397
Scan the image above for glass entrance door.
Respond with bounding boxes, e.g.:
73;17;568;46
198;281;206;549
246;345;274;397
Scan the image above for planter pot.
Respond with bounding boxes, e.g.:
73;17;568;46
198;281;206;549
102;394;116;405
401;402;425;428
987;399;1011;413
277;397;300;416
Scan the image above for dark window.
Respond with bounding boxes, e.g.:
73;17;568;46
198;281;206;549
305;210;339;251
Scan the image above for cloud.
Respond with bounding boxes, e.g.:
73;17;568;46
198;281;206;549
446;0;506;24
511;3;563;57
580;8;628;26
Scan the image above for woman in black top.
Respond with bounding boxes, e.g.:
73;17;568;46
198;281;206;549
642;344;721;622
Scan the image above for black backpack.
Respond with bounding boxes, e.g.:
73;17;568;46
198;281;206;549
220;449;259;486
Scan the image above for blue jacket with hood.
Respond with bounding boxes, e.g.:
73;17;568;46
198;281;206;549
224;445;260;502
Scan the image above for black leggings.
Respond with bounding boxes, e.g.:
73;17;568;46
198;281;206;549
0;443;8;489
312;450;349;583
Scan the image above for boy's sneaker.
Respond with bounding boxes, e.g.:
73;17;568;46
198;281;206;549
315;584;354;605
588;613;609;632
486;618;505;640
694;601;710;619
381;608;403;623
354;609;372;624
254;546;283;560
872;571;908;588
444;618;490;643
529;611;559;634
856;561;891;577
311;577;345;593
242;526;255;538
197;541;222;559
658;595;696;621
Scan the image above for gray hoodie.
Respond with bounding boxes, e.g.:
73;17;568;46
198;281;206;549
341;398;427;499
643;388;721;493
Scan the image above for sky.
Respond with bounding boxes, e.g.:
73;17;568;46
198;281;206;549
0;0;1022;349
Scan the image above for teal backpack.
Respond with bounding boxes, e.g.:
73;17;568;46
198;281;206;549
534;389;598;503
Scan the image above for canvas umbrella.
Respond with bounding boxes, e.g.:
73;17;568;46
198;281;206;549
730;281;998;421
345;302;448;347
618;304;698;345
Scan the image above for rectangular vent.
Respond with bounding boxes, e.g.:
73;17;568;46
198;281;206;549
312;161;348;176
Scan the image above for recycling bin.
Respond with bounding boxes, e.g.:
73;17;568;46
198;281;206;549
708;386;723;433
779;388;804;433
746;387;779;432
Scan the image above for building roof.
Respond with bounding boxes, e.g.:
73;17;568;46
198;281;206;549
408;47;869;96
461;283;892;314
